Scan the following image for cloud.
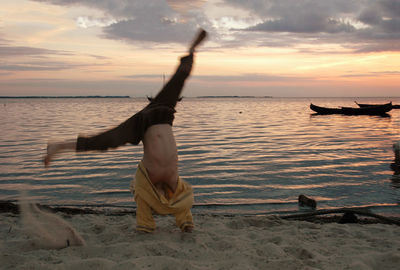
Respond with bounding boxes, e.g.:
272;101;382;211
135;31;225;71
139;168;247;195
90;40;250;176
0;45;67;57
102;18;196;44
0;72;12;76
350;42;400;53
194;73;312;82
247;17;356;34
0;38;106;72
0;36;10;45
32;0;400;52
356;0;400;37
121;73;313;83
166;0;207;21
123;74;163;79
0;77;162;97
341;71;400;78
33;0;210;44
76;16;116;28
0;62;86;72
0;32;74;58
223;0;400;53
233;0;358;34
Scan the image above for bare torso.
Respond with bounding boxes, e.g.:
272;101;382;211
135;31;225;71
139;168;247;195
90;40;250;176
142;124;178;192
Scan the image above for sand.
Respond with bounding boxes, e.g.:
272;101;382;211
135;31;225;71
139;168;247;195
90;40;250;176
1;208;400;270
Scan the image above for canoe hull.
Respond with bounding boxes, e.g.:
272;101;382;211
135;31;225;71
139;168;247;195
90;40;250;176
310;102;392;115
356;102;400;109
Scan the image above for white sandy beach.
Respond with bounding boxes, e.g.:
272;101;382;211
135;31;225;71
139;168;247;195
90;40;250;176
1;210;400;270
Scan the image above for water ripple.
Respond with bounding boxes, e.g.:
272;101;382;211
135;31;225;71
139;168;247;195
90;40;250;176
1;97;399;215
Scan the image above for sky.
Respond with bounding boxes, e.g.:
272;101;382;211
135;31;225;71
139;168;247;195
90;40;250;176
0;0;399;97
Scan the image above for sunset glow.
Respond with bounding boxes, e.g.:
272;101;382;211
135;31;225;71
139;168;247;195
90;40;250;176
1;0;399;97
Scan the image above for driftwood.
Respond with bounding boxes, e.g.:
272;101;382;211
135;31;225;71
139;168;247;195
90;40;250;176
280;207;400;226
298;195;317;209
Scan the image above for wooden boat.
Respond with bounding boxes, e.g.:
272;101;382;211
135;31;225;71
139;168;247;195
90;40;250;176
355;101;400;109
310;102;392;115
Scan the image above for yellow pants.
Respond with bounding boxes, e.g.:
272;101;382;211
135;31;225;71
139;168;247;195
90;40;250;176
130;162;194;233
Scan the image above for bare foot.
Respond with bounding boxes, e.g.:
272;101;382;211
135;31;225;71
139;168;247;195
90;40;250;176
189;29;207;54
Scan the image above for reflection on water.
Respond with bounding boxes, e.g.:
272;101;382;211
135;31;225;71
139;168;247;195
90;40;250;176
390;142;400;189
391;176;400;189
1;97;400;215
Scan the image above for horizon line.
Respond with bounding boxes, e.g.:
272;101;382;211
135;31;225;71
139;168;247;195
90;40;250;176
1;95;400;99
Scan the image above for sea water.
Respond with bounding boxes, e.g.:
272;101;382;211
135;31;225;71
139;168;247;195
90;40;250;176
1;97;399;216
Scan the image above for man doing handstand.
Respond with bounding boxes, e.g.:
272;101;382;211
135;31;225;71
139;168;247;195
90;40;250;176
44;29;207;233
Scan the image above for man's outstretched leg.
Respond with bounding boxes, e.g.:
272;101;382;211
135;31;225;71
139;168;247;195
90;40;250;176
148;29;207;109
147;54;193;109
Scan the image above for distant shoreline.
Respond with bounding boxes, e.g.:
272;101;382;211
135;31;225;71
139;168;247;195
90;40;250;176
0;96;131;99
197;95;273;98
0;95;273;99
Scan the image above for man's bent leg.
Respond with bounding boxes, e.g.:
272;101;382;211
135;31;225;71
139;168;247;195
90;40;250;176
135;196;156;233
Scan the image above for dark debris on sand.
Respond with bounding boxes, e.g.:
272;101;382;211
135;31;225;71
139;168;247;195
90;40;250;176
0;200;135;216
1;200;399;226
281;208;400;226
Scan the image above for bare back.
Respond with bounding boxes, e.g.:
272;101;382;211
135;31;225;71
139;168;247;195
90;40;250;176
142;124;178;191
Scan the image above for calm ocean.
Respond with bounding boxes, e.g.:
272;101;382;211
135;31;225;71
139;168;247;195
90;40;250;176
1;97;399;216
